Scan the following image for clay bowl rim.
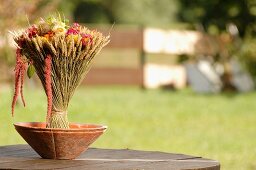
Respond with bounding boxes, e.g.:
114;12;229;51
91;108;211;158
14;122;107;132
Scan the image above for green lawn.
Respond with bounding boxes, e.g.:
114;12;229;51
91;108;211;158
0;85;255;169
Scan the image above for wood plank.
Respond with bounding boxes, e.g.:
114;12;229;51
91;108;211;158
1;145;197;160
79;148;199;160
98;28;143;49
0;145;38;157
84;68;143;85
0;145;220;170
63;160;219;170
0;144;30;152
0;157;37;163
0;158;220;170
0;159;94;169
1;151;38;157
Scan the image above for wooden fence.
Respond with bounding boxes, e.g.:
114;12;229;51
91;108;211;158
83;25;224;87
0;24;225;88
83;25;145;86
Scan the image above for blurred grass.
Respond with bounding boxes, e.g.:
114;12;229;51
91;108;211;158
0;85;255;170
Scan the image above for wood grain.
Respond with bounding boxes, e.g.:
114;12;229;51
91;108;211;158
0;145;220;170
84;68;143;85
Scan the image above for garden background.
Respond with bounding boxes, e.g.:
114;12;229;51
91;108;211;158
0;0;256;169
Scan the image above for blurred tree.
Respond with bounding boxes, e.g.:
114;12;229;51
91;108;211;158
57;0;80;21
178;0;256;37
72;0;178;27
108;0;178;26
74;0;114;24
0;0;61;35
178;0;256;88
240;37;256;80
0;0;60;83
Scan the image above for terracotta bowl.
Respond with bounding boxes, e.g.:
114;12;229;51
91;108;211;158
14;122;107;160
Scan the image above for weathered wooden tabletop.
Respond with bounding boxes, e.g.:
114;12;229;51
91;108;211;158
0;144;220;170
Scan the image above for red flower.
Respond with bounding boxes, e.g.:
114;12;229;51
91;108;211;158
66;23;81;35
81;33;92;46
73;23;80;29
27;25;38;38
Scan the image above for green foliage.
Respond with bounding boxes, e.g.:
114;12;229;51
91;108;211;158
239;37;256;82
0;0;61;66
109;0;178;26
1;86;255;169
71;0;179;26
178;0;256;37
178;0;256;83
74;0;114;24
27;64;35;79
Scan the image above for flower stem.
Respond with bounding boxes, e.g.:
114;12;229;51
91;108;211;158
47;111;69;129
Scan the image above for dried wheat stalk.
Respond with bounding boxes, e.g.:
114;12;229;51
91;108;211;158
11;17;110;128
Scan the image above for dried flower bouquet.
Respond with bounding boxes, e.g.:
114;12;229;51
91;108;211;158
11;16;110;129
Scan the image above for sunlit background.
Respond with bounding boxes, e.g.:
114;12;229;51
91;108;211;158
0;0;256;169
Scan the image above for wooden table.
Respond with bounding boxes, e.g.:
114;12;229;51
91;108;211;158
0;145;220;170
